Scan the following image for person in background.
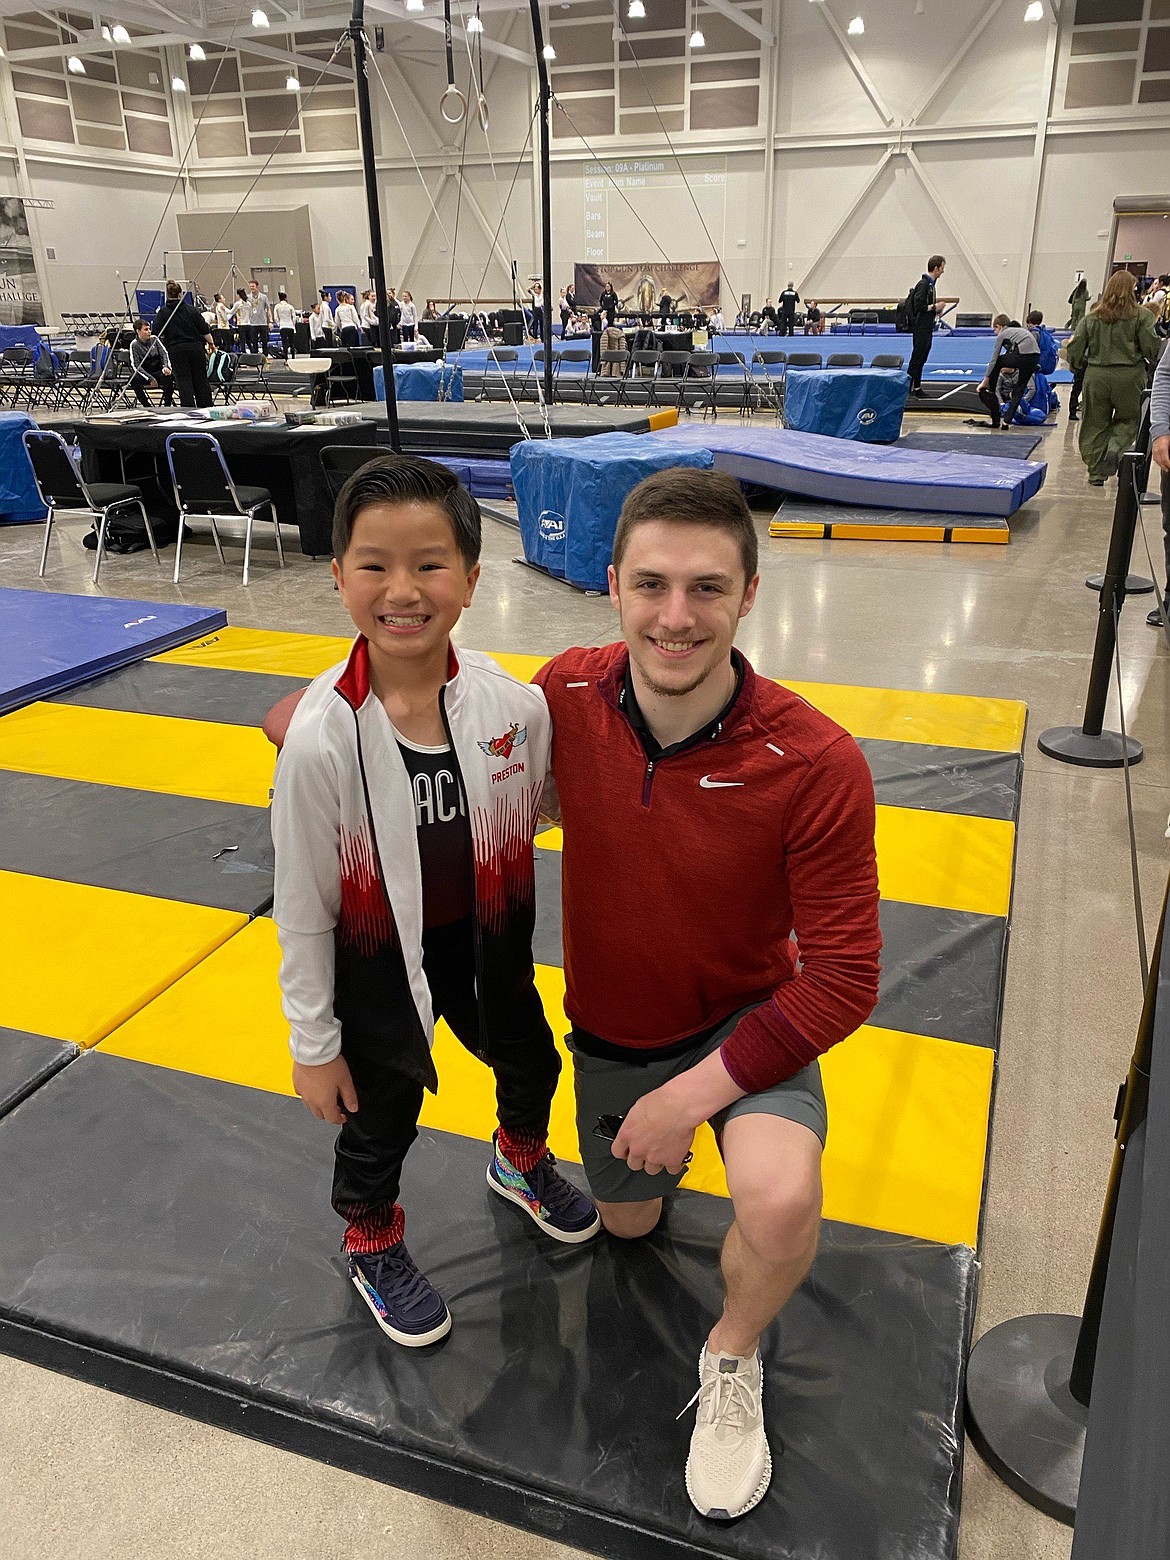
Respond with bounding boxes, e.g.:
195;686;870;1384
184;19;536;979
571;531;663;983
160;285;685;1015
335;290;362;349
804;300;824;336
246;278;271;355
232;287;250;349
1145;274;1169;318
319;289;336;347
274;291;298;358
384;288;401;349
128;317;174;407
529;281;544;342
907;255;947;394
423;299;439;321
1066;268;1160;486
559;287;571;336
777;282;800;336
658;291;674;326
565;280;576;320
308;299;327;348
759;298;777;332
707;305;724;336
977;315;1041;430
212;292;233;350
153;279;214;408
599;280;619;328
399;290;418;344
360;289;379;349
1067;276;1089;331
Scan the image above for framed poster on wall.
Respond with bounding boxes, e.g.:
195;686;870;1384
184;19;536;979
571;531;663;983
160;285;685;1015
0;199;45;327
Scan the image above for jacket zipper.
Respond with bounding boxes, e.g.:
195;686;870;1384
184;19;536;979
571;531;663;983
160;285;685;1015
438;684;489;1059
641;759;655;807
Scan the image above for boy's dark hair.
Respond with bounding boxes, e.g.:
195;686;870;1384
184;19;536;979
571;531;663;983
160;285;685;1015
332;453;481;567
1026;309;1043;325
612;467;758;584
927;254;946;273
134;317;150;332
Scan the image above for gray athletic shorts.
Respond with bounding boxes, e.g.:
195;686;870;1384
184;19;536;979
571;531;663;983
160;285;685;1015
570;1003;827;1204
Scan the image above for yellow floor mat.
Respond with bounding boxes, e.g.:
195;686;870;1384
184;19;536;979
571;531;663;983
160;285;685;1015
100;918;989;1248
149;627;1025;755
538;802;1014;920
0;869;245;1047
0;702;275;808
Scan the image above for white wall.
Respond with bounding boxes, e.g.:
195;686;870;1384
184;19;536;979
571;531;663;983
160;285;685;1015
2;0;1170;325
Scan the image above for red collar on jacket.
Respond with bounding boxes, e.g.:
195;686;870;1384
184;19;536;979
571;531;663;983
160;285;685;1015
334;636;461;711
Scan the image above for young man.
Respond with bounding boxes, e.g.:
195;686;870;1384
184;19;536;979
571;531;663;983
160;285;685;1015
977;315;1041;430
271;455;598;1349
245;278;271;354
127;318;174;407
907;254;947;393
777;283;800;336
534;468;881;1521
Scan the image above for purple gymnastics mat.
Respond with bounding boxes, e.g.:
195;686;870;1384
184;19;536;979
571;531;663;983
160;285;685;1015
650;424;1045;518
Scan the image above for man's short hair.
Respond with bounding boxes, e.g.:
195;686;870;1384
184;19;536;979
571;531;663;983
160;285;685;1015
331;453;481;568
992;313;1011;329
1026;310;1043;325
927;254;946;273
612;467;758;584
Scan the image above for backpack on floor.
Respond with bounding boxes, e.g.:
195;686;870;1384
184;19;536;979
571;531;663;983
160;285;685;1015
83;514;181;554
207;349;235;387
1034;325;1058;376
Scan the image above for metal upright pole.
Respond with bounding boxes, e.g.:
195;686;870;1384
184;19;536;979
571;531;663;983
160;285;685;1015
527;0;554;406
350;0;400;452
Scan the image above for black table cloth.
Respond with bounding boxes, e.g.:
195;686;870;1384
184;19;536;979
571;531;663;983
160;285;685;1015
77;417;382;556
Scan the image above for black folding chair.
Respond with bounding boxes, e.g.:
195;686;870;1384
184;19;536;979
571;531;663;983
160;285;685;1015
682;351;719;419
324;350;359;406
590;349;630;405
826;352;863;368
229;352;272;402
23;428;158;585
618;349;661;406
0;347;35;409
715;351;752;416
165;432;285;587
786;352;823;369
870;353;906;369
554;347;593;404
480;348;520;403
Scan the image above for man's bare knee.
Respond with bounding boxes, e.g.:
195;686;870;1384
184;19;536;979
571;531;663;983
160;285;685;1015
598;1198;662;1240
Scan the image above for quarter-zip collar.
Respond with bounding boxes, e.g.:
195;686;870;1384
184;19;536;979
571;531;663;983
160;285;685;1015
596;645;751;762
334;635;464;714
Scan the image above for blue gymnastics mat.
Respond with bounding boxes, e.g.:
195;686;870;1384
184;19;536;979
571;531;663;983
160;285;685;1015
0;590;227;716
710;332;1073;384
651;424;1046;517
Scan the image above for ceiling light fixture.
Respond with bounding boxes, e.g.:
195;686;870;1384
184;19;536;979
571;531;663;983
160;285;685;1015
628;0;645;15
171;74;186;91
406;0;425;10
189;43;206;60
1023;0;1044;18
847;14;864;34
689;26;705;46
251;8;270;27
111;24;131;43
286;73;300;90
67;55;86;74
467;12;484;31
101;24;112;40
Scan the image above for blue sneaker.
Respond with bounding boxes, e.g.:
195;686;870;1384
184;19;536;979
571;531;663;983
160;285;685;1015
487;1132;601;1244
347;1242;452;1347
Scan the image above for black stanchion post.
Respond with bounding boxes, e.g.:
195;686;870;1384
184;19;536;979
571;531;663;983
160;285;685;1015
350;0;400;454
963;899;1162;1523
527;0;554;407
1037;448;1145;768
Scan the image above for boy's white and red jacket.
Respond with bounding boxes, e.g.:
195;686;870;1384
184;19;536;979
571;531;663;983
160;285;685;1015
271;637;550;1084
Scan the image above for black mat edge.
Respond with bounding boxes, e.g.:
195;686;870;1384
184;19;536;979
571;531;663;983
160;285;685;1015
0;1309;765;1560
0;1039;79;1119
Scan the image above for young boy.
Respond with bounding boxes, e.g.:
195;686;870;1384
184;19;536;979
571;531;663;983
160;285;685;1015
271;455;599;1349
977;314;1041;430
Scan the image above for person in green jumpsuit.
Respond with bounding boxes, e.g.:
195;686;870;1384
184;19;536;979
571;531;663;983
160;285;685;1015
1065;270;1160;486
1067;277;1089;331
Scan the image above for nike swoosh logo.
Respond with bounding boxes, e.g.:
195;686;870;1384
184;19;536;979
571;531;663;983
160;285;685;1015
699;777;744;789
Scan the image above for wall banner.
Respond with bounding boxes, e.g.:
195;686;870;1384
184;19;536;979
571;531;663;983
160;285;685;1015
573;261;721;313
0;199;46;327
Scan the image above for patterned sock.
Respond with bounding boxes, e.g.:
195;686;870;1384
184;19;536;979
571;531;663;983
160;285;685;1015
496;1127;547;1174
344;1201;405;1255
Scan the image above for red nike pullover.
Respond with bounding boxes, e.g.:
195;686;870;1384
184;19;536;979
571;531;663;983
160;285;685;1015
534;643;881;1094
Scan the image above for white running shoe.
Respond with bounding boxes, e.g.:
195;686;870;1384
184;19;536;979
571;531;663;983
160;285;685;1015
682;1346;772;1520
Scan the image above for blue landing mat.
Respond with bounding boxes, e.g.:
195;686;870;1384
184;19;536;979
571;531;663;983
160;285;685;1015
0;590;227;716
710;332;1073;384
651;424;1046;517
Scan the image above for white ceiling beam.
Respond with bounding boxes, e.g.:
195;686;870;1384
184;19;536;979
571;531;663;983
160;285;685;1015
701;0;773;49
911;0;1005;127
365;0;533;64
815;4;895;128
5;30;351;81
1016;12;1060;315
903;144;1005;314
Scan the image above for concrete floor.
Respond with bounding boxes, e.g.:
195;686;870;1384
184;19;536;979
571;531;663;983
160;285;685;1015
1;411;1167;1560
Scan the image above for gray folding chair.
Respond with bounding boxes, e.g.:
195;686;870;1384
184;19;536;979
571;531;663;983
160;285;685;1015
166;431;285;587
23;428;158;585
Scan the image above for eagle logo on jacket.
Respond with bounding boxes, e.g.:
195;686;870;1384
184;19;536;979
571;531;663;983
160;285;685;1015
478;723;527;761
